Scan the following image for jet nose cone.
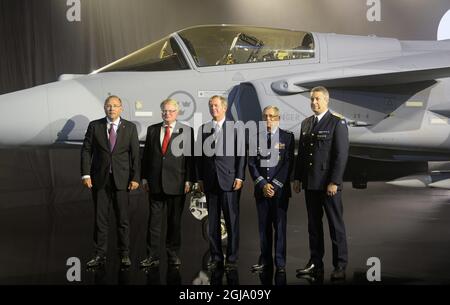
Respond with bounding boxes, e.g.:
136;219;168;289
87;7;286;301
0;86;50;146
429;178;450;189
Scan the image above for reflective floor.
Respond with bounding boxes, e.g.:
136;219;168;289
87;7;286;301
1;148;450;285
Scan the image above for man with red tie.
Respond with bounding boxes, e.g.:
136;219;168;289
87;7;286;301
140;99;195;268
81;95;140;268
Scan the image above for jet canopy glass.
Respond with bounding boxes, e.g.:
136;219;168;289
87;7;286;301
95;36;189;73
178;25;315;67
94;25;315;73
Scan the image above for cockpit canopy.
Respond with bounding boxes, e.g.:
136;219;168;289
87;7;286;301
95;25;315;73
179;25;315;67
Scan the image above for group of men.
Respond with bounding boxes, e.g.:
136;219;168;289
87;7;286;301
80;86;349;281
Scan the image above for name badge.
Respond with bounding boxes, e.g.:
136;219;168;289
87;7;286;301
318;130;330;134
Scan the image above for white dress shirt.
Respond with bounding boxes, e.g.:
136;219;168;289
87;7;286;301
315;110;328;123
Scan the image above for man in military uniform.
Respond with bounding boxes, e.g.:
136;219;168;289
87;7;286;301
248;106;295;274
293;86;349;280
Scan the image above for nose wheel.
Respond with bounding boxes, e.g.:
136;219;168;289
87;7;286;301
189;186;228;243
201;217;228;245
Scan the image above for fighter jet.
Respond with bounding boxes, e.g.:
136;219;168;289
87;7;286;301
1;24;450;187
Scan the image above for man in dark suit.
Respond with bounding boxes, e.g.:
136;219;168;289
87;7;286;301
248;106;295;274
81;95;140;268
294;86;349;280
140;98;194;268
196;95;246;271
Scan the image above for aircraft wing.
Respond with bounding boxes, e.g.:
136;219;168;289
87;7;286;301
294;67;450;89
271;51;450;94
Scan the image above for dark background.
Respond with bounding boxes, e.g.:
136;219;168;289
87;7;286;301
1;0;449;95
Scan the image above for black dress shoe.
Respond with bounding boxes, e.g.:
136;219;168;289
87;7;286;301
120;256;131;267
168;257;181;266
296;261;324;275
331;267;346;280
297;272;324;284
250;263;269;272
140;257;160;268
86;255;106;268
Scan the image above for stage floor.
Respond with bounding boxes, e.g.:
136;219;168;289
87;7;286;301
1;172;450;285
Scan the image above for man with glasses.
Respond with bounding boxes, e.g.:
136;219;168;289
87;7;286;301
248;106;294;274
81;95;140;268
140;99;194;268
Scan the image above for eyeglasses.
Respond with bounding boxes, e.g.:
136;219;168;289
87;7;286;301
105;104;122;109
263;114;279;119
162;110;177;114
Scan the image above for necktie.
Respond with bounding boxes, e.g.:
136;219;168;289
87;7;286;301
210;127;216;150
213;123;221;140
212;122;221;150
267;131;272;149
109;123;116;151
312;116;318;129
161;125;171;155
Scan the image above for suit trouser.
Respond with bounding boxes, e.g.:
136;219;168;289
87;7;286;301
256;195;289;268
146;193;185;259
305;190;348;268
206;189;240;263
92;174;130;257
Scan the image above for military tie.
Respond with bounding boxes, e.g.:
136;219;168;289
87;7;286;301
267;131;272;149
312;116;318;129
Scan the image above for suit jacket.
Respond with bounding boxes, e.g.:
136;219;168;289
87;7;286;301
80;117;140;190
294;111;349;191
248;128;295;199
141;121;195;195
196;120;246;192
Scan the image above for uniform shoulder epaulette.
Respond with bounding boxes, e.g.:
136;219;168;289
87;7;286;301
331;112;347;125
331;112;344;119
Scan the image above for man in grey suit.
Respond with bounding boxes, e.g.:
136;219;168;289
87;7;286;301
140;98;194;268
81;95;140;268
197;95;246;271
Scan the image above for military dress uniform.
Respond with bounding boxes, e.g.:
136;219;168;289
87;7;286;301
248;127;295;269
294;111;349;270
